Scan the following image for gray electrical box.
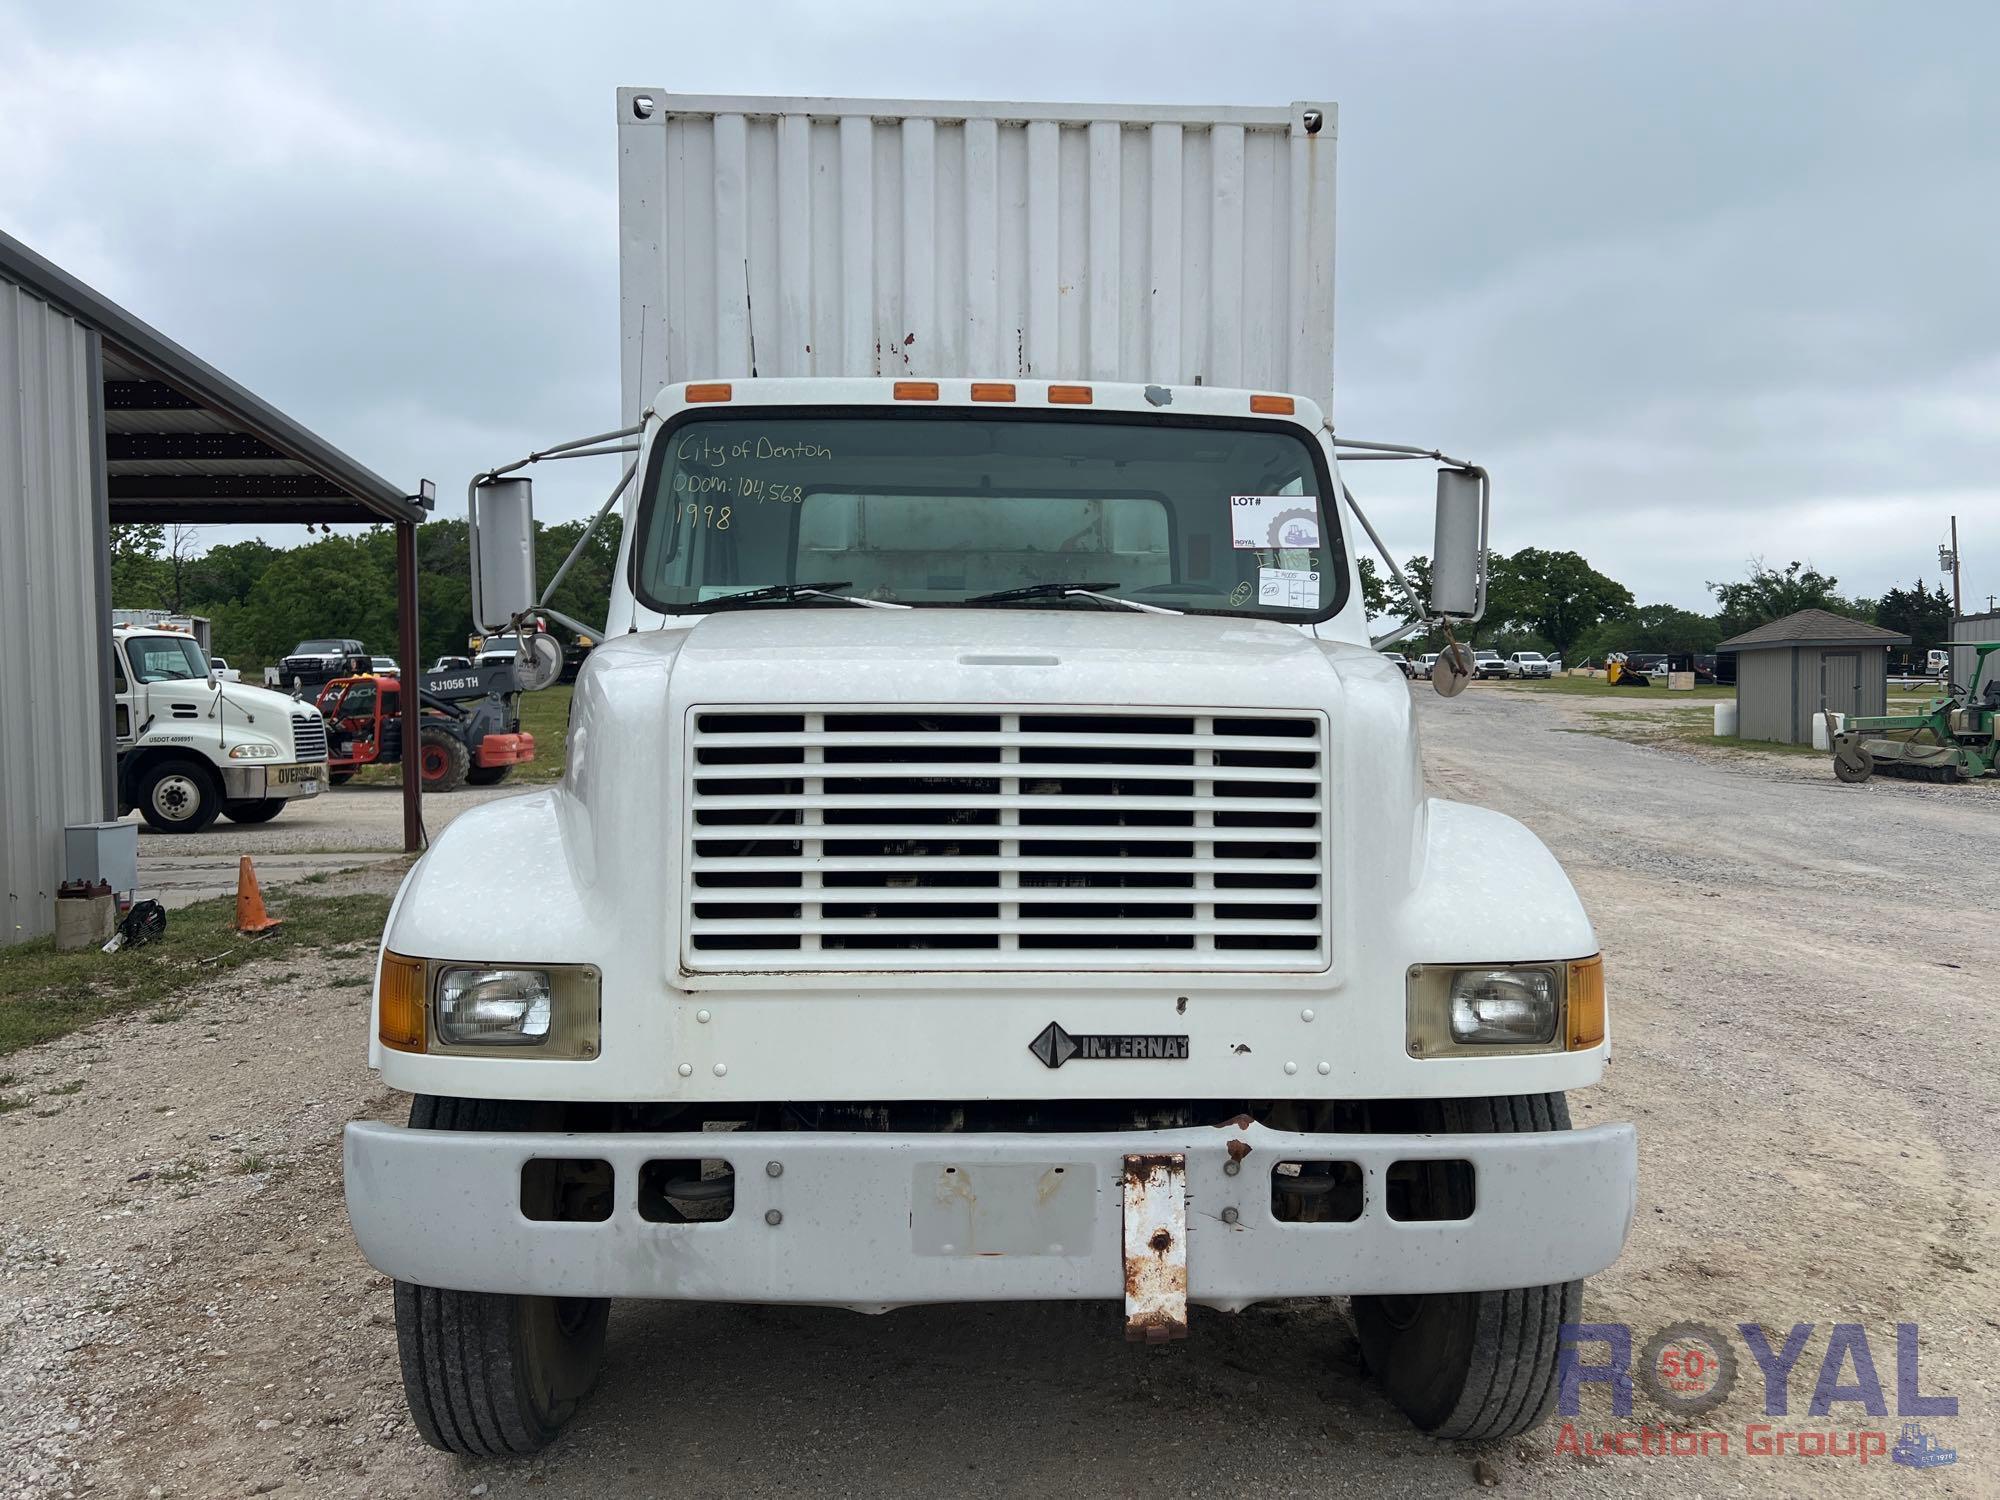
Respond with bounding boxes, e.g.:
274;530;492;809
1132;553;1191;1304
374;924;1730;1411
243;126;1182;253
65;821;139;895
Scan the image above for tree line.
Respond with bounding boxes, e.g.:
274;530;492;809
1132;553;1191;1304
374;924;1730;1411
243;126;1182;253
109;517;623;671
110;519;1954;674
1364;553;1954;665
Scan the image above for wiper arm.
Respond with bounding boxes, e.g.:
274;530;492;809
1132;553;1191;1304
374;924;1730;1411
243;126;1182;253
705;583;909;612
964;581;1180;615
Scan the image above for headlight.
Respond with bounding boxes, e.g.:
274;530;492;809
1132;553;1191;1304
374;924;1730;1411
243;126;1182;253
228;743;280;760
1406;957;1604;1057
438;968;552;1045
376;955;600;1058
1448;969;1556;1044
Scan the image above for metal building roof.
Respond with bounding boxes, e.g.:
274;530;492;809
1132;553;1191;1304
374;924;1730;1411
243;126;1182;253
0;229;418;525
1716;608;1910;652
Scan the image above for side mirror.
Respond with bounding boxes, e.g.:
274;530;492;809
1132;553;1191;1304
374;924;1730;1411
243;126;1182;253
468;477;537;632
1430;467;1489;621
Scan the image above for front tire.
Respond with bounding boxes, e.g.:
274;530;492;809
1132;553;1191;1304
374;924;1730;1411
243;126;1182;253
417;728;470;792
465;762;514;787
137;757;222;833
223;798;286;824
394;1096;609;1456
1352;1093;1582;1441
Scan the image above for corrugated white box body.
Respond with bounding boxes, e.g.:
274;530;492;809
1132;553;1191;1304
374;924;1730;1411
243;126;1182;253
617;92;1337;424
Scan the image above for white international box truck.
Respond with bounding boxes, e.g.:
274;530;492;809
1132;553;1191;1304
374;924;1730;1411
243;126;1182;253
344;92;1635;1456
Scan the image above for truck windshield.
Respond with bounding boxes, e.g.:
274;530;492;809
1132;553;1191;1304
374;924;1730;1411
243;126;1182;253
127;636;211;683
631;413;1343;620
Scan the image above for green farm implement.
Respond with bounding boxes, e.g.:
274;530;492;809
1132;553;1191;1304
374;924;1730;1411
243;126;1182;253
1832;642;2000;784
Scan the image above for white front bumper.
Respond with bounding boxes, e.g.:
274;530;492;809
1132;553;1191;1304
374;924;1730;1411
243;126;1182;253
344;1117;1637;1308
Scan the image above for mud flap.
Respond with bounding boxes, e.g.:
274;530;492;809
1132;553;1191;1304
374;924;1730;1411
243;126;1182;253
1122;1153;1188;1342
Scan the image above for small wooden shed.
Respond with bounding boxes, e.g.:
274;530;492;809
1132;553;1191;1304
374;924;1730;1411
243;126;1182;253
1717;609;1909;744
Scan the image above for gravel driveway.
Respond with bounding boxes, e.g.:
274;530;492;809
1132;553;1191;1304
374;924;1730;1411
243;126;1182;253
125;784;528;857
3;689;1992;1497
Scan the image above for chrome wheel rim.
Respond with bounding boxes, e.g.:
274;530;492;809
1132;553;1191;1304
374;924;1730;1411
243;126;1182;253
152;774;202;822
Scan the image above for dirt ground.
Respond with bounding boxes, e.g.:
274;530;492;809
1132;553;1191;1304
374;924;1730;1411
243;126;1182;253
3;685;1994;1498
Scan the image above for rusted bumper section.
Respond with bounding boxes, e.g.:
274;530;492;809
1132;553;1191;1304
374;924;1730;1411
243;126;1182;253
1122;1154;1188;1342
344;1117;1637;1314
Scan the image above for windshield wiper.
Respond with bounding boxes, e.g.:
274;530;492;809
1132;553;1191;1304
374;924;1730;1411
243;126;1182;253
963;581;1180;615
704;583;909;611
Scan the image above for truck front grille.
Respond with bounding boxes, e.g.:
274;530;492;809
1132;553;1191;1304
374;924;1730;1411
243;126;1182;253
683;708;1330;973
291;712;328;763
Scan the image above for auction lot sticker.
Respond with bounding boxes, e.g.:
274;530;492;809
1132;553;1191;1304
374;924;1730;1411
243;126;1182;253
1229;495;1320;550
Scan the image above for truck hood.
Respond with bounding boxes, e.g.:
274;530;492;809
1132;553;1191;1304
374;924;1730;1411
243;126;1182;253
655;607;1346;712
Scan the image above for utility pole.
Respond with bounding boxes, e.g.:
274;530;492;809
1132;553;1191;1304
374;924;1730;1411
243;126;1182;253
1951;515;1963;618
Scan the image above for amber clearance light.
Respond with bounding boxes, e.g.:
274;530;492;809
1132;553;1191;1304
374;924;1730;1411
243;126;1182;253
377;951;427;1053
683;383;733;403
1250;394;1296;415
1566;955;1607;1050
1046;384;1093;405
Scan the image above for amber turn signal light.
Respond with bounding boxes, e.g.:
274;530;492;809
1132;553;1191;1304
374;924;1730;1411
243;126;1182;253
378;951;427;1053
1566;955;1606;1050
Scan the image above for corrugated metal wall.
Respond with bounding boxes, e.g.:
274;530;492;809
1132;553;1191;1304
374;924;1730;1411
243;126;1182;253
618;94;1338;425
1735;648;1795;743
2;273;110;943
1952;611;2000;685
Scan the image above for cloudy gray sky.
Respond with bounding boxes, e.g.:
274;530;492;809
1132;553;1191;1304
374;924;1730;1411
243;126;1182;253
4;0;1995;612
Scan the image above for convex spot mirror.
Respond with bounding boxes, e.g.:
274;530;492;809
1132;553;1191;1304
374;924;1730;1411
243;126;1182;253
514;631;565;692
1433;642;1474;698
1430;468;1489;621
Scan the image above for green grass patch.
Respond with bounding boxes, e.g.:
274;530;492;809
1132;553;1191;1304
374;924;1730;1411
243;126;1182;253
347;683;570;788
46;1079;83;1097
1493;675;1734;701
0;891;392;1058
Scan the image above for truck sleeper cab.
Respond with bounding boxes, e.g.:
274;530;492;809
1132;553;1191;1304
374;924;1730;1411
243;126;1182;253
345;379;1636;1456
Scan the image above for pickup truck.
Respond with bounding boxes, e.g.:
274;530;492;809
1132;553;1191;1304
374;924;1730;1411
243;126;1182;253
274;637;371;693
1505;651;1553;679
1472;650;1509;679
343;90;1634;1458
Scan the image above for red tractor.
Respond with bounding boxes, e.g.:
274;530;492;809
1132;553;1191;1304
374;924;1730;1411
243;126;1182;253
315;663;534;791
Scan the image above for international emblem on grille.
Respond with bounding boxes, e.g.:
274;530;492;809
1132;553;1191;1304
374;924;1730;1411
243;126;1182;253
1029;1022;1190;1068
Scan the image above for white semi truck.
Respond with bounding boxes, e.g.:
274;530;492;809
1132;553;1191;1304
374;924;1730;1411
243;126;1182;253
344;93;1635;1455
111;624;328;831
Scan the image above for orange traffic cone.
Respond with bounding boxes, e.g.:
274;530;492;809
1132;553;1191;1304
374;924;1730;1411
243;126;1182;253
235;856;283;934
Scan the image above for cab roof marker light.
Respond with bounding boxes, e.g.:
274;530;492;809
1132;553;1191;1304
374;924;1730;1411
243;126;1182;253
1251;394;1296;415
684;383;733;403
1047;384;1093;405
893;381;940;401
970;382;1016;402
